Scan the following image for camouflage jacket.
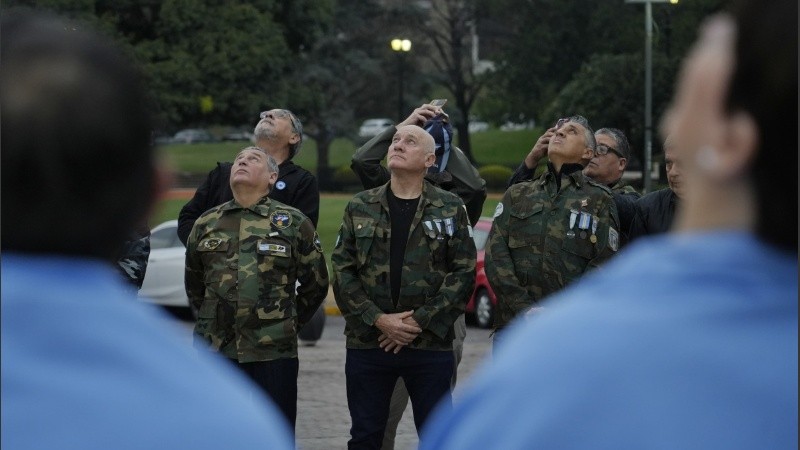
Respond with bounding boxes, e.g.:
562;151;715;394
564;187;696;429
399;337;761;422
185;196;329;362
331;181;476;350
610;180;641;197
116;224;150;290
487;166;620;329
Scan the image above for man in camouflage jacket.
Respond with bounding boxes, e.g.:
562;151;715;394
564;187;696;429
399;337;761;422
332;125;476;449
487;116;619;346
185;146;328;437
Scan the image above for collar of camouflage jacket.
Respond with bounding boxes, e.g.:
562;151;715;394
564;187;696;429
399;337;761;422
222;195;273;216
365;180;446;210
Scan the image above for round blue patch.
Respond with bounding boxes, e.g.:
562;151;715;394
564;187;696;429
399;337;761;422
276;180;286;190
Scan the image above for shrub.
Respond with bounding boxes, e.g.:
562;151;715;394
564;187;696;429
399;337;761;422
479;165;514;191
332;164;362;191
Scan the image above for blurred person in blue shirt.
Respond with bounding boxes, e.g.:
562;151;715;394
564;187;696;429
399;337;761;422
0;11;293;450
419;0;797;448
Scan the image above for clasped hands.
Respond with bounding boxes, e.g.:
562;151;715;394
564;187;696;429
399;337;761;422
375;310;421;354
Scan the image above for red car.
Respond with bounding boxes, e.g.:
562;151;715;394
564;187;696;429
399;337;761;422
465;217;498;328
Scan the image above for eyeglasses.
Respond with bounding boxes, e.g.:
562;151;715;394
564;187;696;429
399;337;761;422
594;144;624;158
259;109;302;135
554;117;569;129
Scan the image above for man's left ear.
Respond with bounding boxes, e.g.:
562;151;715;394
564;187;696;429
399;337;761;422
704;111;757;179
618;157;628;171
289;133;300;145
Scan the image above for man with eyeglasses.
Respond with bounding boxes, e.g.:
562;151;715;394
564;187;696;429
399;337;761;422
508;125;641;242
178;109;319;246
487;115;620;350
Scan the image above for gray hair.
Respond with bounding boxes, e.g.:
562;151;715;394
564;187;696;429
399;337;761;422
564;115;596;150
241;146;279;174
284;110;304;158
595;127;631;160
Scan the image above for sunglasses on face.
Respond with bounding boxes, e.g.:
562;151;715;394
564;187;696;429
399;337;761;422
594;144;624;158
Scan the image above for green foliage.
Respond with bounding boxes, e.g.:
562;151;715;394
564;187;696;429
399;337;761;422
540;52;679;169
332;165;361;189
478;165;514;191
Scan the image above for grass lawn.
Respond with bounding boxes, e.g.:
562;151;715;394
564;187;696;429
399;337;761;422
159;128;541;174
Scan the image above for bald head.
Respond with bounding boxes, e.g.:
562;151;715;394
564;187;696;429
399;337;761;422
387;125;436;176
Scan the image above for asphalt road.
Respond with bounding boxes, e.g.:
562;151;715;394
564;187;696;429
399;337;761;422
172;313;493;450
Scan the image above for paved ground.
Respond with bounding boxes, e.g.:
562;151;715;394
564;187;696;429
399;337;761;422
172;313;493;450
295;316;493;450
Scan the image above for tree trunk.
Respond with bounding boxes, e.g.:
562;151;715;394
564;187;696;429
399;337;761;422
313;128;336;191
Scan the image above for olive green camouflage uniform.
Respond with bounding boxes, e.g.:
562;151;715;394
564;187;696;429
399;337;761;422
331;181;476;350
610;180;641;197
487;169;620;330
185;196;329;363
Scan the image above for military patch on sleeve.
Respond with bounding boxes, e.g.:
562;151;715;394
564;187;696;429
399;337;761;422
313;231;323;253
493;202;504;218
608;227;619;252
334;224;343;249
270;210;292;229
202;238;222;250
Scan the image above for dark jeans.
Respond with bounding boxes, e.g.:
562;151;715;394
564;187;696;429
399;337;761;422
232;358;299;434
345;348;454;450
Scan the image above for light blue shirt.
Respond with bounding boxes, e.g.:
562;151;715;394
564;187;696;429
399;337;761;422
421;232;798;450
1;253;293;450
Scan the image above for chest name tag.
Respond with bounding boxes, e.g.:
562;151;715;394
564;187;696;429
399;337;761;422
258;242;288;257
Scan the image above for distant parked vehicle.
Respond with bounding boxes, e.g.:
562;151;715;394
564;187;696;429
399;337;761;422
500;120;536;131
358;118;394;141
468;120;490;133
222;129;254;142
172;128;214;144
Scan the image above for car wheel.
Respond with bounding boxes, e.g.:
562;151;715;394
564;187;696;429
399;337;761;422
475;289;494;329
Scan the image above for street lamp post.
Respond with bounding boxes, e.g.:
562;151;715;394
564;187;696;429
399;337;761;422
626;0;677;193
390;38;411;122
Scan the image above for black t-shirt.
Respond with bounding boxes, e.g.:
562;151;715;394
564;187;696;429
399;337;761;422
387;188;420;306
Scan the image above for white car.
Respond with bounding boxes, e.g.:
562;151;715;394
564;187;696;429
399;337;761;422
358;118;394;140
138;220;190;311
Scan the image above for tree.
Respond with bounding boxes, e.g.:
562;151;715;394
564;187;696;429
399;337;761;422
289;0;414;189
540;52;679;173
413;0;492;163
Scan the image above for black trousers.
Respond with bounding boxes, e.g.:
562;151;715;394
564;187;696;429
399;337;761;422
231;357;299;433
345;348;454;450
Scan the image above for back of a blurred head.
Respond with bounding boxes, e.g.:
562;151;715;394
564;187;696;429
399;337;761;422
728;0;797;252
1;11;158;260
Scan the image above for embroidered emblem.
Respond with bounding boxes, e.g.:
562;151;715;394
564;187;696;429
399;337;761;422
270;210;292;229
203;238;222;250
493;202;504;218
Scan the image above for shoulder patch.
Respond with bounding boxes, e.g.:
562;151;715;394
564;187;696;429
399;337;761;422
608;227;619;252
270;210;292;229
493;202;504;218
313;231;323;253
